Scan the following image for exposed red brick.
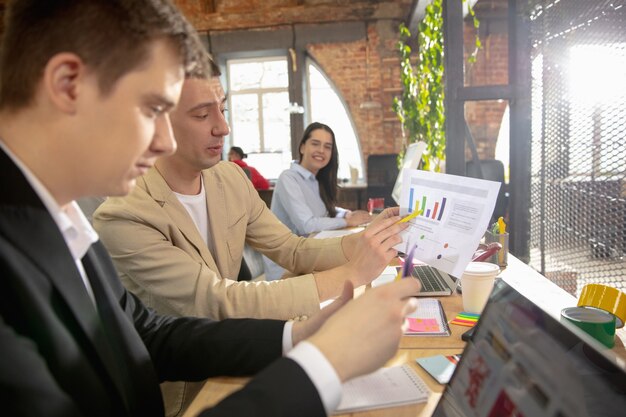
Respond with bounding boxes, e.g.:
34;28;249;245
171;0;507;164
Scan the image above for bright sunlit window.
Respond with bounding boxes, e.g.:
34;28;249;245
307;60;364;181
568;44;626;175
227;57;292;179
226;56;364;181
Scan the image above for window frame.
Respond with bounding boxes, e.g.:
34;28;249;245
226;56;290;154
305;57;366;181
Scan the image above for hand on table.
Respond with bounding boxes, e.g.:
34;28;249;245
345;210;372;227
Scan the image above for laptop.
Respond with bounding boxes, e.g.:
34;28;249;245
391;141;427;204
432;280;626;417
396;264;458;296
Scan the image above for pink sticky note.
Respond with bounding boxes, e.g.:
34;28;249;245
407;318;440;332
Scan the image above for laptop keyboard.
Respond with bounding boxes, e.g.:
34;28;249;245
412;265;448;292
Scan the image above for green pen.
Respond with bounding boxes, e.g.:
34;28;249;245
491;222;499;235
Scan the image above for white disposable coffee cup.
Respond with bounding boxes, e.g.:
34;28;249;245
461;262;500;314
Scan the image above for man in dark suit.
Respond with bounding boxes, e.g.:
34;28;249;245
0;1;419;416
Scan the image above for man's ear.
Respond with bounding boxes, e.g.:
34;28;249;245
42;52;85;114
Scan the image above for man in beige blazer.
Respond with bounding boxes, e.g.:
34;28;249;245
95;161;391;319
93;62;404;322
93;64;408;417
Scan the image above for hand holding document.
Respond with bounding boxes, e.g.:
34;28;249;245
394;169;501;278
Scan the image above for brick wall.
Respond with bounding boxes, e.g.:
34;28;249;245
0;1;509;165
307;22;404;156
464;3;510;160
0;0;508;164
174;0;410;160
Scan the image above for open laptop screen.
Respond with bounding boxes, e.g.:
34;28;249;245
433;280;626;417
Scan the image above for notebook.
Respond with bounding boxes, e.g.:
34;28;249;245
334;364;430;414
404;298;451;336
416;354;461;384
432;280;626;417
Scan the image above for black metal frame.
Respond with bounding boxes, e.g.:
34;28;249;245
442;0;532;261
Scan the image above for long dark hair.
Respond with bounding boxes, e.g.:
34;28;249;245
299;122;339;217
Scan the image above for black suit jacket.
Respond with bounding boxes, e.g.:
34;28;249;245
0;148;325;417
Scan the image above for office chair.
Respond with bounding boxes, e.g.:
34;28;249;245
366;154;399;208
241;243;267;280
466;159;508;223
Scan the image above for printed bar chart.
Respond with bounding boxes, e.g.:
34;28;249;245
396;169;500;278
408;187;447;222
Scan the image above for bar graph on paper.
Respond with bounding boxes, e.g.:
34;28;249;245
395;169;501;278
408;188;447;221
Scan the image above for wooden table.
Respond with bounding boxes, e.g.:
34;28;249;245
183;254;626;416
182;287;466;417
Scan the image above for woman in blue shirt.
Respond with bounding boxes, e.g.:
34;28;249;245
264;122;371;280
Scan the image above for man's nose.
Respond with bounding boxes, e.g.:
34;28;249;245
152;113;177;156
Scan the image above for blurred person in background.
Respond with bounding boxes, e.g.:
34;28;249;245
228;146;270;190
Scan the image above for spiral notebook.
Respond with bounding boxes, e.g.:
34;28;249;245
404;298;451;336
334;364;430;414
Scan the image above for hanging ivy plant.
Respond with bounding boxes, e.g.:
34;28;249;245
466;1;482;64
392;0;481;172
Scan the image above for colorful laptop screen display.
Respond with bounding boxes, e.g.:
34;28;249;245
433;280;626;417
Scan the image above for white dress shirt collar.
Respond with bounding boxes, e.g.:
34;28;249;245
291;161;317;181
0;140;98;303
0;141;98;260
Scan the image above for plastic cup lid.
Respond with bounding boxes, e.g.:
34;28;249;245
463;262;500;277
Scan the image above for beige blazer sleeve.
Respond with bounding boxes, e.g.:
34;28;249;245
93;163;347;321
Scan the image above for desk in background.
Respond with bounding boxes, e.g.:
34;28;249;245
337;183;367;210
256;184;368;211
182;254;626;417
256;187;274;208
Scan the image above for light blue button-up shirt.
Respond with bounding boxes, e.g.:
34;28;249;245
264;162;348;280
271;162;347;236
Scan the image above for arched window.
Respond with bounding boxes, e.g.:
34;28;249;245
226;56;364;182
306;60;365;182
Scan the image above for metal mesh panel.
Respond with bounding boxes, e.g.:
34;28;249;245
529;0;626;296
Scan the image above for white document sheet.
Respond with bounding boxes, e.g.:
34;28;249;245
394;169;500;278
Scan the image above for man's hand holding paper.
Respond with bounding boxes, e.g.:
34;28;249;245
394;169;501;278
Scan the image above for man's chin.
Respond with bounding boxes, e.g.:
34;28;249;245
108;178;137;197
203;156;221;170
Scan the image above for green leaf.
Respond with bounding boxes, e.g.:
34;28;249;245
392;0;476;171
